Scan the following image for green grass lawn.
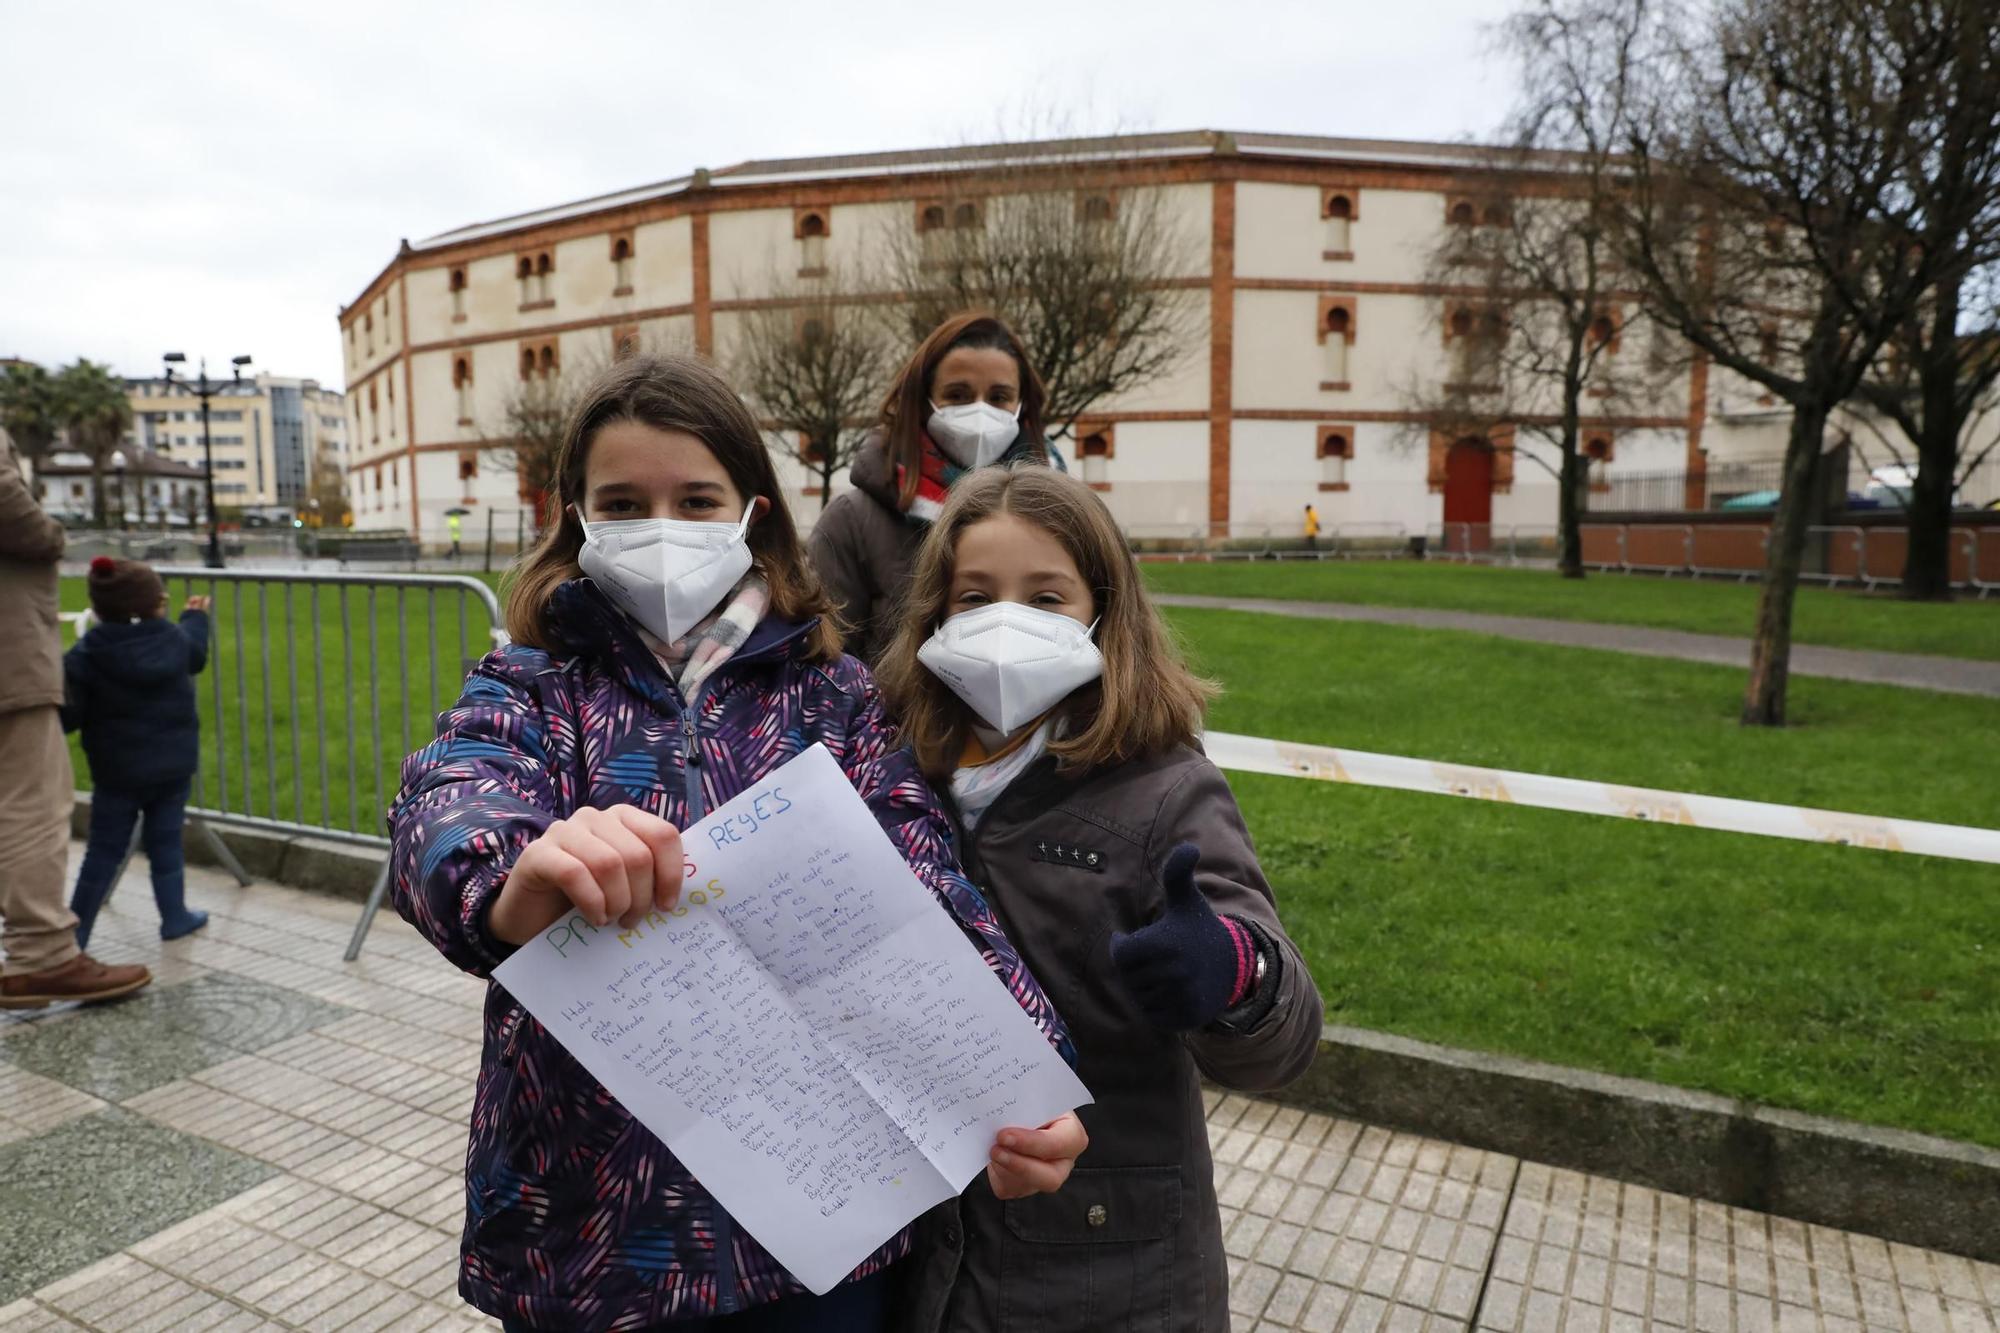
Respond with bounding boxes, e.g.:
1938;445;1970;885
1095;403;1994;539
1142;559;2000;662
1168;605;2000;1148
58;570;2000;1146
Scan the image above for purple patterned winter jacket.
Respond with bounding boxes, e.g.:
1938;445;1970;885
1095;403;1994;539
389;580;1073;1331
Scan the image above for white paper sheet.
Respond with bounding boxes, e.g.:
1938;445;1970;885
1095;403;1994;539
492;742;1091;1295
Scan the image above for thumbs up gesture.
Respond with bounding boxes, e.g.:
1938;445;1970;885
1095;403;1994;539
1109;842;1256;1032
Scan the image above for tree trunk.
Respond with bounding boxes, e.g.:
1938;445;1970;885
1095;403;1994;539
818;451;836;514
89;459;106;527
1901;425;1957;600
1900;276;1963;602
1741;404;1828;726
1557;445;1585;579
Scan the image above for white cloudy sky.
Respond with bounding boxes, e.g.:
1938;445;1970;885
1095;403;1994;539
0;0;1522;389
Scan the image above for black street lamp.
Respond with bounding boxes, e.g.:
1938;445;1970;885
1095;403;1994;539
162;351;251;568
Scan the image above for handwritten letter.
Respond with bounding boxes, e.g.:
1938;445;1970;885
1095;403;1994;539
493;743;1090;1295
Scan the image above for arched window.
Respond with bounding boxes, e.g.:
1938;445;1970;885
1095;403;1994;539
610;235;634;291
1450;308;1474;339
1583;434;1614;489
1319;299;1356;386
1589;315;1616;349
919;203;949;262
1080;195;1113;224
1318;426;1353;488
535;252;553;302
800;317;826;344
449;268;467;291
449;267;468;320
1449;200;1475;226
1323;192;1355;253
517;256;534;305
453;357;473;422
520;347;536;381
1077;427;1113;486
1482;203;1508;226
539;344;557;376
611;237;631;260
798;211;828;272
953;202;979;229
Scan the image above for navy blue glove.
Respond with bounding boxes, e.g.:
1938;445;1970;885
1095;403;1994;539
1109;842;1258;1032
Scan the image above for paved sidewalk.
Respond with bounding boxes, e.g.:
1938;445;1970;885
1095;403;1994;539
4;856;1996;1332
1152;594;2000;698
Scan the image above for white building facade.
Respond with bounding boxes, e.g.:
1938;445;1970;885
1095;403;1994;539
338;132;1712;541
125;373;348;516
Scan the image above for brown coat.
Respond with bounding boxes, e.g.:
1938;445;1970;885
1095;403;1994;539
808;430;1059;666
0;436;66;715
807;430;920;667
897;744;1324;1333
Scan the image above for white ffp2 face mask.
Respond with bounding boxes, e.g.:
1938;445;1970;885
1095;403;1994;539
575;505;754;645
927;401;1022;470
917;602;1103;734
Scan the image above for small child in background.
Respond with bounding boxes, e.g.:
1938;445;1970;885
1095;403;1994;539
62;557;212;948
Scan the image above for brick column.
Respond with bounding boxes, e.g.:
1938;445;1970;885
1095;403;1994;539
692;212;713;357
1208;180;1236;534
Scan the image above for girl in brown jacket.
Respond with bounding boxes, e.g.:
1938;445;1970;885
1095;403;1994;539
877;468;1324;1332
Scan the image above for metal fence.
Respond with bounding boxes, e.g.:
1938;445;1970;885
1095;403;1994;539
60;567;509;957
59;528;317;568
1137;518;2000;595
1585;454;2000;514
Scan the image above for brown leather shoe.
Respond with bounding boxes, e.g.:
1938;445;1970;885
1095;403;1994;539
0;953;153;1009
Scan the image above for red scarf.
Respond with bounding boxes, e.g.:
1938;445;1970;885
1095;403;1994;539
894;433;961;525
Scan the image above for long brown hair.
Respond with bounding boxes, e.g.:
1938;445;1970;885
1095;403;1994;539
876;468;1216;779
880;312;1049;510
503;353;840;659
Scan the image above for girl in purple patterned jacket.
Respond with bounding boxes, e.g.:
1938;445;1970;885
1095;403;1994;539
389;355;1084;1333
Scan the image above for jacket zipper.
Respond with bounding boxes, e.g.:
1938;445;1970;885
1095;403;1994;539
676;677;738;1315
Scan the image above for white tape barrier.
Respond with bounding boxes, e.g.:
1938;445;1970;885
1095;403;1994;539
1203;731;2000;866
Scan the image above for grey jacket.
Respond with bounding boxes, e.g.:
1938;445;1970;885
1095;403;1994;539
898;743;1323;1333
0;436;66;715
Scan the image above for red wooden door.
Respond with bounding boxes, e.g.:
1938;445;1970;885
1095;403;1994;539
1443;441;1494;551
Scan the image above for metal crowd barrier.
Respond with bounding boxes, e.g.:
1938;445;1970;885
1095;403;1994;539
69;567;510;959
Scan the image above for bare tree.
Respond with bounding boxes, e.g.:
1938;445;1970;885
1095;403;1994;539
872;129;1200;441
487;375;573;526
309;453;352;528
1519;0;1974;724
728;272;899;510
1855;272;2000;601
1402;156;1680;578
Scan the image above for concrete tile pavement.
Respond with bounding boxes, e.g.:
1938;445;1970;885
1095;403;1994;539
3;853;1995;1332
